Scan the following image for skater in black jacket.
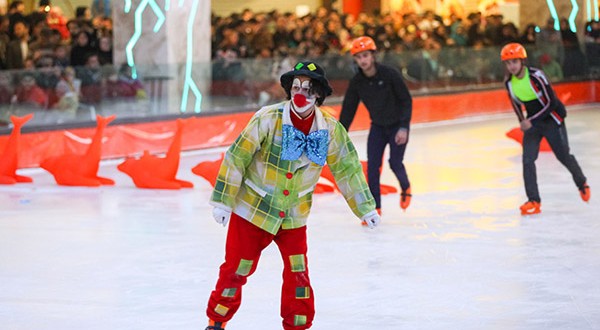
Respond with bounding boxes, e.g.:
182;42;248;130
340;36;413;216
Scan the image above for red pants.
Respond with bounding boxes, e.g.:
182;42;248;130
206;213;314;329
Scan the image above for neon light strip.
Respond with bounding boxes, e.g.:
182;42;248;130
148;0;166;32
125;0;149;78
180;0;202;113
595;0;599;20
568;0;579;32
587;0;592;21
545;0;560;30
125;0;166;78
125;0;203;112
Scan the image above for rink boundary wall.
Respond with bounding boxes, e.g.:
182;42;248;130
3;81;599;168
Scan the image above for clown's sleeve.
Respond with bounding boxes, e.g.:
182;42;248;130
326;121;376;219
210;112;264;210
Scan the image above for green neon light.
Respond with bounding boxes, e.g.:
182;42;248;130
125;0;131;13
595;0;599;20
180;0;202;113
587;0;593;21
165;0;171;11
568;0;578;32
545;0;560;30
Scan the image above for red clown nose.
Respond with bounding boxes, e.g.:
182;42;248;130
293;94;308;107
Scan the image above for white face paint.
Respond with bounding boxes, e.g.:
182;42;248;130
291;78;317;114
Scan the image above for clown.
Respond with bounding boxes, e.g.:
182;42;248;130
205;61;380;330
501;43;590;215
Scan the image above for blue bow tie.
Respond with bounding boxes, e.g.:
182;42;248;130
281;124;329;166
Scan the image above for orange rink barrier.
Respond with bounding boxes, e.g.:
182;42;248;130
2;81;598;168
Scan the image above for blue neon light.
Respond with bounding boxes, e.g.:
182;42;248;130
124;0;147;77
545;0;560;30
568;0;579;32
180;0;202;113
148;1;166;32
125;0;166;79
125;0;203;113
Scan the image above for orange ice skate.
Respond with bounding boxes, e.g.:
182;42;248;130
520;201;541;215
400;188;412;210
579;184;591;202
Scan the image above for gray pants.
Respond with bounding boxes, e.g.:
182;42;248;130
522;117;586;202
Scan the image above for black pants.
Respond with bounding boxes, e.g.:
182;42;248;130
522;118;586;202
367;123;410;209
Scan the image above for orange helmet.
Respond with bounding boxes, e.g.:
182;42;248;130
500;43;527;61
350;36;377;55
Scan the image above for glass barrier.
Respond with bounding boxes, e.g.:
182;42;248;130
1;44;598;133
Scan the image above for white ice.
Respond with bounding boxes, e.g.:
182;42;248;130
1;105;600;330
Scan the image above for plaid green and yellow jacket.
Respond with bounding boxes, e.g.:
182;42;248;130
210;101;376;235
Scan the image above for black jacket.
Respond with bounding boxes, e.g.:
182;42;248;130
340;63;412;130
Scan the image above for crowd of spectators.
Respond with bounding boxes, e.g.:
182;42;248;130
211;6;600;88
1;2;600;122
0;0;145;122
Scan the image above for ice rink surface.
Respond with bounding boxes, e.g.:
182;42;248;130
1;105;599;330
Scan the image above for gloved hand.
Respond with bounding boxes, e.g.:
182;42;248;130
212;207;232;227
361;210;381;229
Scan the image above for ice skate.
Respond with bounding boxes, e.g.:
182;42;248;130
579;184;591;202
400;188;412;210
520;201;541;215
206;320;226;330
362;208;381;226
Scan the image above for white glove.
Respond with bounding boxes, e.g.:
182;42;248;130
212;207;232;227
361;210;381;229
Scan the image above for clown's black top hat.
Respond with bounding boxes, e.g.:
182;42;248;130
280;61;333;97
